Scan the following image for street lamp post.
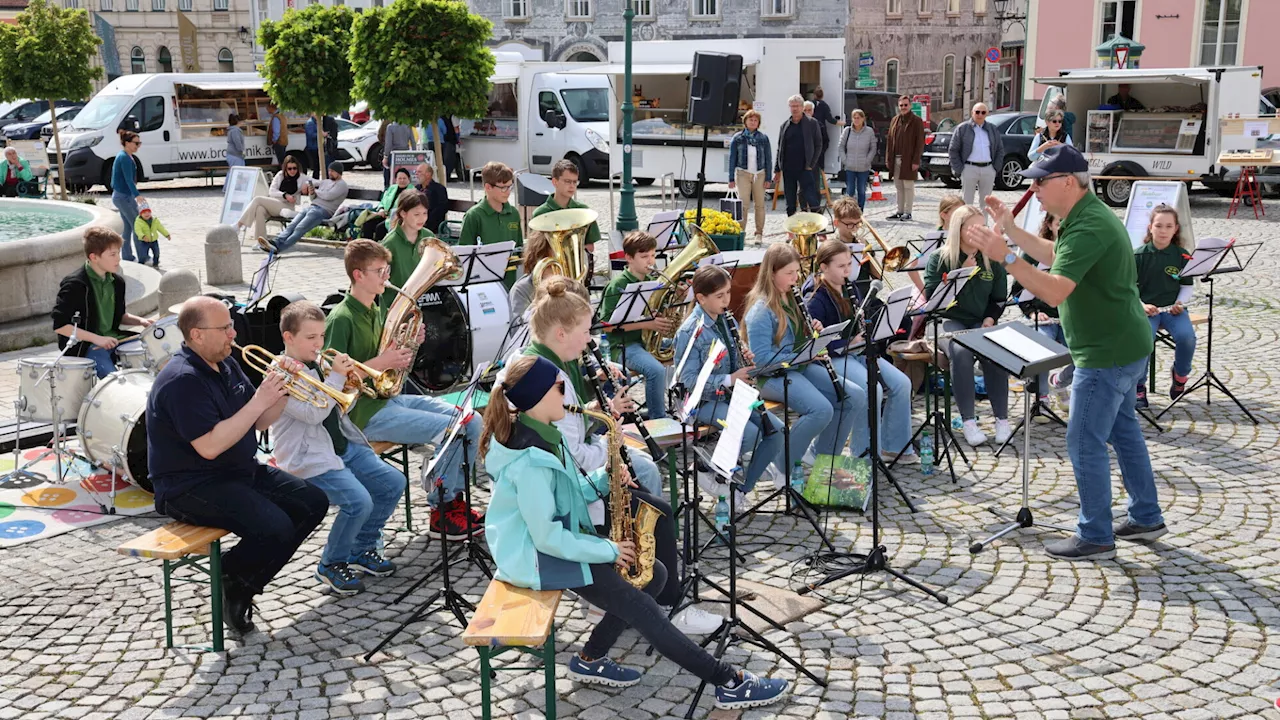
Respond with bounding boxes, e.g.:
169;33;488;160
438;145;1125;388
617;0;638;234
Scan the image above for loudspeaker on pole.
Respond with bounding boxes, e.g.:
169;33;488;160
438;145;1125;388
688;52;744;127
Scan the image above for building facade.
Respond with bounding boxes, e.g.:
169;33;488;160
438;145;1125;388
1023;0;1280;107
848;0;1001;122
1;0;27;25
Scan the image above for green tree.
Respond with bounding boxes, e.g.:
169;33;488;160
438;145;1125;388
259;4;355;176
0;0;101;200
350;0;494;185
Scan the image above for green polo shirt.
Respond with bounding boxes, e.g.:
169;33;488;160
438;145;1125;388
532;196;601;246
1050;191;1153;369
324;293;387;429
380;226;437;312
84;263;122;339
1133;241;1192;308
517;413;564;464
599;268;646;360
459;200;522;247
922;251;1008;327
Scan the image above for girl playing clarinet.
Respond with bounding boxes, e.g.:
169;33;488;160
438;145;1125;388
1134;203;1195;408
480;354;789;708
674;265;784;503
806;239;915;461
743;244;862;486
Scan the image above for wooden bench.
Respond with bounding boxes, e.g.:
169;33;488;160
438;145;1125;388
117;522;230;652
463;579;563;720
370;441;415;533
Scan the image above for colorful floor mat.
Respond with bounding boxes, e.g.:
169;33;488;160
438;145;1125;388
0;447;154;548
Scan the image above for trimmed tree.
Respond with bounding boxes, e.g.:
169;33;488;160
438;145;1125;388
0;0;102;200
258;4;355;177
350;0;494;185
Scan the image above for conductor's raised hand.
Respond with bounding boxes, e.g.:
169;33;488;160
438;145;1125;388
964;222;1009;261
984;195;1014;231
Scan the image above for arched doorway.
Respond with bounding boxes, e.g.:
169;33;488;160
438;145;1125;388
566;50;601;62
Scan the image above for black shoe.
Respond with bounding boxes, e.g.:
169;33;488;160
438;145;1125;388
222;581;256;635
886;212;903;220
1114;518;1168;543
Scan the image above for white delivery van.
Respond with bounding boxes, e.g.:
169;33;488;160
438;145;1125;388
459;55;613;183
1033;65;1262;206
564;38;845;197
52;73;308;192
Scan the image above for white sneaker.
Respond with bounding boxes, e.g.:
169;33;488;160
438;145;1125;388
667;605;724;635
961;419;988;446
766;464;785;489
801;446;816;467
994;419;1014;445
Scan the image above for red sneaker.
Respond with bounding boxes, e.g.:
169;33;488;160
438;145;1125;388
429;496;485;541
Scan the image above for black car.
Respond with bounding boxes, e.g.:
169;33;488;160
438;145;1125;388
923;111;1038;191
0;99;77;137
5;105;83;143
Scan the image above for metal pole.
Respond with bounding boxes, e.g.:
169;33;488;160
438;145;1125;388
617;0;639;235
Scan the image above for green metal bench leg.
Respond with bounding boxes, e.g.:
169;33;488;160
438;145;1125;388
543;627;557;720
208;540;224;652
479;646;493;720
162;559;174;649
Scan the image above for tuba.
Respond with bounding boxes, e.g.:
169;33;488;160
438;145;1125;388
641;222;718;362
377;237;462;398
785;212;827;278
568;405;659;589
527;208;598;284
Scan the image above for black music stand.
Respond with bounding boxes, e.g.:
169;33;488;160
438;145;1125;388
895;230;946;274
948;322;1074;554
1155;239;1261;424
993;286;1067;458
892;266;979;485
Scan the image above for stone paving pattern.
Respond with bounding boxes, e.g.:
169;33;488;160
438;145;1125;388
0;170;1278;720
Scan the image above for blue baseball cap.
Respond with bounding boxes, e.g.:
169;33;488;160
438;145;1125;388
1021;143;1089;178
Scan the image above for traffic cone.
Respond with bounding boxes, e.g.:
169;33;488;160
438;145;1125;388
869;172;886;202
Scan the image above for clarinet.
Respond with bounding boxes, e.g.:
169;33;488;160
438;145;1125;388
724;310;776;437
585;339;667;464
579;342;656;474
790;286;847;402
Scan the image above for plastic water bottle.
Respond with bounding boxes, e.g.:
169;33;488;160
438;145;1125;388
714;496;730;534
791;460;805;492
951;416;963;431
920;431;934;476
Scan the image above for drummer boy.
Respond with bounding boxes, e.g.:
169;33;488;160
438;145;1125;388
52;226;154;378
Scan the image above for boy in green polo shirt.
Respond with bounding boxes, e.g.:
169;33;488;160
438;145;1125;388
51;226;154;378
1133;204;1195;407
325;240;484;541
531;159;600;253
459;161;522;287
598;231;673;420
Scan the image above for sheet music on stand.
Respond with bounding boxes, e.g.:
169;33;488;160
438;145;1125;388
914;265;979;315
440;241;515;286
679;338;725;423
606;279;665;326
1181;237;1260;277
897;230;946;272
871;285;915;342
710;380;759;480
670;325;704;390
247;256;275;307
646;210;683;250
986;326;1057;363
750;321;847;377
423;362;487;481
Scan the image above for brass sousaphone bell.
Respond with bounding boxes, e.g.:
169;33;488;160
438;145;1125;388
785;212;828;277
526;207;599;285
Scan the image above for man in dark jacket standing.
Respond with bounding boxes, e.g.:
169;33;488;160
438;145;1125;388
949;102;1006;211
414;163;449;234
811;87;842;169
885;95;925;221
773;94;822;216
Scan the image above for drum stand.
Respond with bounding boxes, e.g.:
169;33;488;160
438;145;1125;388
1;349;80;488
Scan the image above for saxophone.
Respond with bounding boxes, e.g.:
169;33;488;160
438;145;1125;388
375;237;462;398
567;404;659;589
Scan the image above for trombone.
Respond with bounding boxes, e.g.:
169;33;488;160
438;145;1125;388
318;348;389;399
235;343;358;413
854;219;909;287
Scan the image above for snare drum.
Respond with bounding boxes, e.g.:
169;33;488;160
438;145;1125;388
410;281;512;391
16;356;97;424
77;370;153;493
115;342;149;371
142;316;181;372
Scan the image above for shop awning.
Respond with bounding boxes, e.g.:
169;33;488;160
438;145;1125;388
1032;69;1209;86
176;79;267;91
563;63;695;76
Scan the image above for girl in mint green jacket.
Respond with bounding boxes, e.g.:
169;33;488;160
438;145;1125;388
480;354;789;708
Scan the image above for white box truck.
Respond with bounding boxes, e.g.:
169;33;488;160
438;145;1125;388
1032;65;1263;206
564;38;846;198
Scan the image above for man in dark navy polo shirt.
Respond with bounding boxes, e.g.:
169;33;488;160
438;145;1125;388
147;296;328;635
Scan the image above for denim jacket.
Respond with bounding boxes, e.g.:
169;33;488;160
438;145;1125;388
728;129;773;177
744;299;802;372
674;305;744;404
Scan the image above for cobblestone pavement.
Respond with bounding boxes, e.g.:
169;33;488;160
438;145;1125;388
1;171;1279;720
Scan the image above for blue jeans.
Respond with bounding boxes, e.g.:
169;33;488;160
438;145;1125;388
629;448;663;496
112;192;138;261
833;353;913;455
693;401;783;492
273;205;332;253
363;395;480;508
844;170;870;208
1148;311;1196;378
84;346;116;378
620;343;667;421
226;155;245;169
782;166;820;216
761;363;862;465
1035;323;1074;393
1067;357;1163;546
136;239;159;265
306;443;405;566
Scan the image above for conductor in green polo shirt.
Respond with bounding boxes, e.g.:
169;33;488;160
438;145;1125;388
967;145;1167;562
531;159;601;255
459;161;522;287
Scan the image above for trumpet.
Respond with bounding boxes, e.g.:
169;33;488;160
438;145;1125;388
235;343;358;414
318;349;389;399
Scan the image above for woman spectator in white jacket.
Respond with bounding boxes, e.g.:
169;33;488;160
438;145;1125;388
235;155;314;241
